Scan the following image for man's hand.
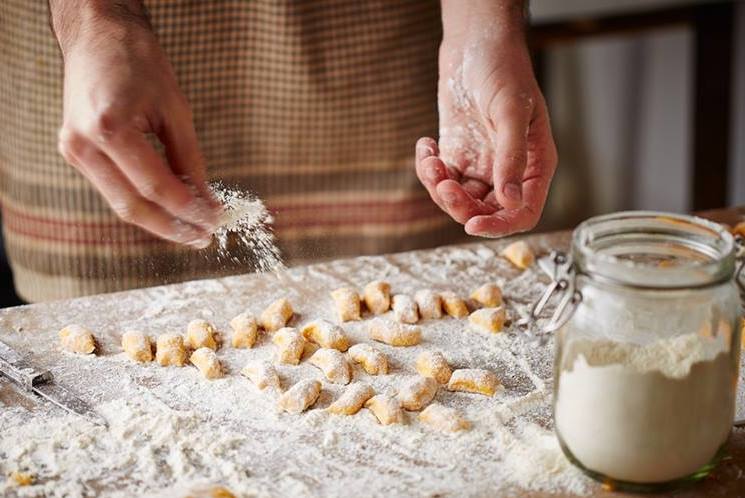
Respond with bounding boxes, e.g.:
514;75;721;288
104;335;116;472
51;0;220;248
416;1;557;237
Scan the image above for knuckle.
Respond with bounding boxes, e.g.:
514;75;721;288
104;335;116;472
88;107;125;140
110;199;142;224
57;128;87;163
138;180;168;202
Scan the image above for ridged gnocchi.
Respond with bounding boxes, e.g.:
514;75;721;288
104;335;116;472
156;333;187;367
272;327;306;365
365;394;405;425
278;379;321;414
186;319;218;350
230;312;258;348
414;289;443;319
327;383;375;415
501;240;535;269
260;298;294;332
392;294;419;324
121;330;152;362
369;318;421;346
241;360;281;391
331;287;361;322
419;403;471;432
301;319;350;351
363;280;391;315
190;347;222;379
59;325;96;355
415;351;452;384
347;343;389;375
448;368;500;396
398;376;438;411
470;283;503;308
440;292;469;318
468;307;507;334
309;348;352;384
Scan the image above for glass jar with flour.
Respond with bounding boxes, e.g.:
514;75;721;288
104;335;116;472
540;211;742;492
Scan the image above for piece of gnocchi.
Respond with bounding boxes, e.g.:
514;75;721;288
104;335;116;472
331;287;361;322
309;348;352;384
440;292;469;318
186;319;218;350
156;333;187;367
398;376;438;411
470;283;503;308
58;325;96;355
272;327;306;365
121;330;152;362
241;360;281;391
7;471;34;487
448;368;500;396
392;294;419;324
365;394;405;425
369;318;421;346
190;347;222;379
301;319;350;352
327;383;375;415
469;307;507;334
347;343;389;375
415;289;443;319
277;379;321;414
230;312;258;348
260;298;294;332
501;240;535;269
419;403;471;432
730;220;745;238
415;351;452;384
363;280;391;315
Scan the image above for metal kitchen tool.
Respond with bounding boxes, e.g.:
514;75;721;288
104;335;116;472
0;339;107;426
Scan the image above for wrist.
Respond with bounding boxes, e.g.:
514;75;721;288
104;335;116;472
441;0;527;45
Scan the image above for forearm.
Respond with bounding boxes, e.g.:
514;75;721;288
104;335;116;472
49;0;151;56
441;0;527;41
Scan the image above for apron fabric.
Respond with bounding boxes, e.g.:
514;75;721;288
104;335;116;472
0;0;468;302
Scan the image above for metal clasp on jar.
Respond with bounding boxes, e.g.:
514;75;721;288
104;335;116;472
735;235;745;300
517;251;582;344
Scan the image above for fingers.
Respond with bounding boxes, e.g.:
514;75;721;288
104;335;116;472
435;180;494;224
415;138;451;213
58;135;212;248
488;92;533;210
100;129;220;232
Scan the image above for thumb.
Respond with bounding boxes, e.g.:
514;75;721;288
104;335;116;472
489;96;532;210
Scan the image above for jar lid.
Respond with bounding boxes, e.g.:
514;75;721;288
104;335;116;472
572;211;735;289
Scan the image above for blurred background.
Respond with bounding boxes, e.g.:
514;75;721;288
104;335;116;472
0;0;742;307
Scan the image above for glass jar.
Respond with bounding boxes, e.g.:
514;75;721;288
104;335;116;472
548;211;743;492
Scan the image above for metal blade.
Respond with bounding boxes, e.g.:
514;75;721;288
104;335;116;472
33;382;108;427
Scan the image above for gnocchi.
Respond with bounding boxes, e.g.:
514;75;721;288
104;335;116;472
121;330;153;362
448;368;500;396
230;312;258;348
468;307;507;334
272;327;306;365
470;283;503;308
190;347;222;379
414;289;443;319
369;318;421;347
365;394;405;425
392;294;419;324
331;287;361;322
241;360;281;391
278;379;321;414
260;298;294;332
419;403;471;432
186;319;218;350
347;343;388;375
440;292;469;318
301;319;350;351
155;333;187;367
363;280;391;315
398;376;438;411
327;382;375;415
309;348;352;384
58;325;96;355
415;351;452;384
501;240;535;269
